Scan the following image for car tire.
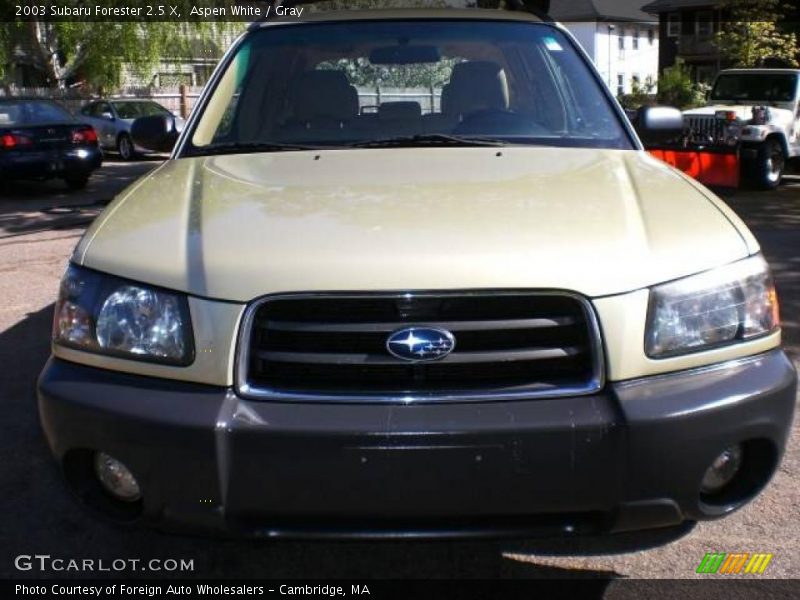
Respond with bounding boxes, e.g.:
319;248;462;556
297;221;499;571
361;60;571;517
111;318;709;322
64;175;89;191
117;133;136;161
750;138;785;191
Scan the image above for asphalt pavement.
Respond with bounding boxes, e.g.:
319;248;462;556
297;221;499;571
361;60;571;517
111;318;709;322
0;159;798;586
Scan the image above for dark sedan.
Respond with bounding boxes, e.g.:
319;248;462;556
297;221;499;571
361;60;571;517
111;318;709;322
0;98;102;190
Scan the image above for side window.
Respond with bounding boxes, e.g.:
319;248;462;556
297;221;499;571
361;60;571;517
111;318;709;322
81;103;94;116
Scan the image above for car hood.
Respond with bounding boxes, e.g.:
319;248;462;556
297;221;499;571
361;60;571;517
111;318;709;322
684;104;794;121
75;147;753;301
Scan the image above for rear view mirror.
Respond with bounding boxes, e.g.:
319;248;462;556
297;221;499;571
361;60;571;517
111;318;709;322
131;114;179;153
369;45;441;65
633;106;684;146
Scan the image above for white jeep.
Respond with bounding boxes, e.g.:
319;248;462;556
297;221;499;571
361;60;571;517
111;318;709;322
683;68;800;189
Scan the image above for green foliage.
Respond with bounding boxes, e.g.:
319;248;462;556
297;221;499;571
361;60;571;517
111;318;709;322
618;77;657;110
0;24;9;88
714;0;799;67
657;59;708;109
319;57;461;88
0;19;239;91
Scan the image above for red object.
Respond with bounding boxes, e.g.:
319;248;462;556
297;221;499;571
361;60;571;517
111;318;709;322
0;133;33;149
648;149;740;188
71;126;98;145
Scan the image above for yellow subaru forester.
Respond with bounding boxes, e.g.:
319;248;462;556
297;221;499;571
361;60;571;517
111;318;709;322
38;4;796;538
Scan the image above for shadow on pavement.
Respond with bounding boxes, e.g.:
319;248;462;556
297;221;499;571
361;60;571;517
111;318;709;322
0;160;160;239
723;185;800;359
0;304;650;584
0;158;160;201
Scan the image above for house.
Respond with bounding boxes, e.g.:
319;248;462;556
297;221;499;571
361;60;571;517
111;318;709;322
1;25;239;91
552;1;660;96
120;35;235;88
643;0;800;83
641;0;724;83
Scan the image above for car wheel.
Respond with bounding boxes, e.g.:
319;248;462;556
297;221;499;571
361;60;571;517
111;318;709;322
754;138;785;190
64;175;89;191
117;134;136;161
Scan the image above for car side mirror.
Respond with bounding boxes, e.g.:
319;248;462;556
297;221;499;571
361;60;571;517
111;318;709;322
131;114;179;153
633;106;684;146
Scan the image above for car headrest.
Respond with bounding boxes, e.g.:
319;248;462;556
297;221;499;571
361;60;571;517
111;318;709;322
439;83;452;115
378;102;422;120
291;70;358;123
445;61;509;116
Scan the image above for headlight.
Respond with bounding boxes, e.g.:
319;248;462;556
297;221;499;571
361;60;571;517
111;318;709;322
646;255;779;358
53;264;194;365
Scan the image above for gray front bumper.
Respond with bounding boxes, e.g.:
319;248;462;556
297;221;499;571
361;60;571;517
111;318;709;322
37;350;796;538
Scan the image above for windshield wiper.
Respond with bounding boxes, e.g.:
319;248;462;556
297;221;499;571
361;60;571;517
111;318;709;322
349;134;508;148
186;141;330;157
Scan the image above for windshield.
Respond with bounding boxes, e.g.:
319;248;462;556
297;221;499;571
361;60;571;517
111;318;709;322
0;100;74;126
711;73;799;103
113;101;170;119
186;20;631;155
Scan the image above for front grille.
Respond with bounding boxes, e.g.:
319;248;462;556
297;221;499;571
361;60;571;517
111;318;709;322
685;115;726;145
238;293;603;402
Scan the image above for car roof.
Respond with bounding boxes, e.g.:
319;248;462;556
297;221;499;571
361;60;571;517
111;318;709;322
253;8;546;27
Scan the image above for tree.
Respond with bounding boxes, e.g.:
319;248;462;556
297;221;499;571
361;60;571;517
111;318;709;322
0;19;238;91
618;77;657;110
657;59;708;108
714;0;799;68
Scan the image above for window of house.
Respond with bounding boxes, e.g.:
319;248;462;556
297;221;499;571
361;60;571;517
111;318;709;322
633;28;639;50
617;73;625;96
667;13;680;37
696;11;713;38
618;31;625;58
648;28;655;45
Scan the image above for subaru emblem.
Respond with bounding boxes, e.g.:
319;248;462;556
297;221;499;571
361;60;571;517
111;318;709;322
386;327;455;362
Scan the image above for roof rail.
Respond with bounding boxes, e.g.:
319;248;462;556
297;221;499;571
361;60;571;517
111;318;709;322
249;0;553;29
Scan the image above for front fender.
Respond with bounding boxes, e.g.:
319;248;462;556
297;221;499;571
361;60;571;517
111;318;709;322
740;126;789;153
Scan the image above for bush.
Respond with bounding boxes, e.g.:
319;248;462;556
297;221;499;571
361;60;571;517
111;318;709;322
618;79;657;111
657;59;708;109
